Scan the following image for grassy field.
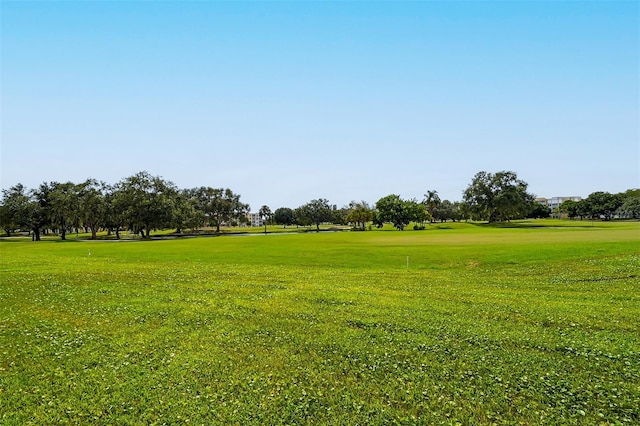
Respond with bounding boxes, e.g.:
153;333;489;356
1;220;639;424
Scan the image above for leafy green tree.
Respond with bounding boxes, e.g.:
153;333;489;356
118;171;177;237
296;199;333;231
1;184;31;236
345;201;373;231
294;205;312;228
559;199;580;219
172;190;203;233
103;184;127;239
274;207;295;228
462;171;534;222
576;200;591;220
527;202;550;219
48;181;81;240
194;187;216;229
259;205;272;233
77;179;108;240
331;206;349;226
409;199;430;228
618;196;640;219
615;189;639;219
433;199;462;222
182;187;209;231
209;188;248;232
0;204;12;236
619;188;640;200
28;183;52;241
190;187;249;232
453;201;467;221
375;194;415;230
584;191;622;221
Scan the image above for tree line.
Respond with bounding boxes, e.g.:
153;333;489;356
559;189;640;221
0;171;249;240
1;170;638;240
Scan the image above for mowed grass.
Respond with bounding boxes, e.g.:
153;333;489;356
1;221;638;424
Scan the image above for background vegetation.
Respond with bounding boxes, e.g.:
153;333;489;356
2;170;638;240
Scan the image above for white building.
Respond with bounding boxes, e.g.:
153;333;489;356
548;196;582;211
247;212;263;227
536;196;583;218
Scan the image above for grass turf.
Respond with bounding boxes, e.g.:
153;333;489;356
1;220;639;424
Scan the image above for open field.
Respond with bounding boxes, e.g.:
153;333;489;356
1;221;639;424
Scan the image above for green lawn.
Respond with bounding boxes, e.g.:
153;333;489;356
1;221;639;424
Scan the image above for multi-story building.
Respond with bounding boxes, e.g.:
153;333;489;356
535;197;550;207
247;212;263;227
536;196;582;218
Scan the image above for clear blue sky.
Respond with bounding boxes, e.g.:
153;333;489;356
2;1;638;211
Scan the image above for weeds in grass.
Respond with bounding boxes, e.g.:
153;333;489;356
1;221;638;424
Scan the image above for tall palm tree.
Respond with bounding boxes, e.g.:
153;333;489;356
424;190;441;223
259;205;272;233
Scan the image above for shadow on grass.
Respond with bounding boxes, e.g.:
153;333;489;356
470;221;601;229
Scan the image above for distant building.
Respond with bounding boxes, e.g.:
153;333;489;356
247;212;263;227
536;196;582;218
535;197;549;207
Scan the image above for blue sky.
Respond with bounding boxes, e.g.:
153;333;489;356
2;1;638;211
